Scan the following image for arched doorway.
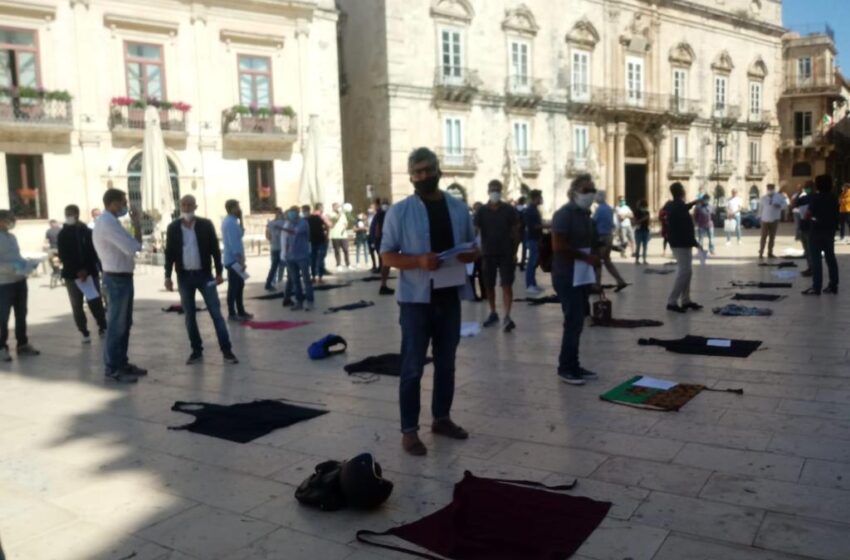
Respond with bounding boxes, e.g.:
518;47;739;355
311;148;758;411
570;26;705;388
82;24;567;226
127;153;180;235
624;134;647;208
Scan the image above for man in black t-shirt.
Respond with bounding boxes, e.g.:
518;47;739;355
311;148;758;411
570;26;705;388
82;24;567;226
474;180;520;332
523;190;544;293
307;203;329;283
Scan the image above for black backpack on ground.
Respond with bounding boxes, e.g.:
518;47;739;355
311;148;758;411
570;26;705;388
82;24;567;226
295;460;346;511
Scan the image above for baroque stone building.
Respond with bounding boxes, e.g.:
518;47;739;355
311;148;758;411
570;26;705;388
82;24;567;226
1;0;343;251
338;0;785;215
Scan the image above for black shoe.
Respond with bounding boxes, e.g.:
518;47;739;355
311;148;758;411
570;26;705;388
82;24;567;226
379;286;395;296
123;363;148;376
483;312;499;328
683;302;703;311
666;304;686;313
801;269;813;277
824;285;838;294
98;327;106;337
558;371;586;385
801;287;821;296
282;297;293;307
186;351;203;365
503;318;516;333
223;351;239;364
105;370;138;384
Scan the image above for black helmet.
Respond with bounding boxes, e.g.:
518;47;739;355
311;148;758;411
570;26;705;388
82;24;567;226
339;453;393;509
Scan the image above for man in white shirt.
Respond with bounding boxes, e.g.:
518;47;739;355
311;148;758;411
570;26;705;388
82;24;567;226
758;184;787;259
92;188;145;383
615;196;636;257
725;189;743;244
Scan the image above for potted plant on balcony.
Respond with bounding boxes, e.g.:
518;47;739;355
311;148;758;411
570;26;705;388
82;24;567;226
273;105;296;133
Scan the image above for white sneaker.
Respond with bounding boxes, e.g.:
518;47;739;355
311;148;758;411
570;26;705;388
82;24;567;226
725;241;731;246
82;334;91;344
336;265;345;272
526;286;544;295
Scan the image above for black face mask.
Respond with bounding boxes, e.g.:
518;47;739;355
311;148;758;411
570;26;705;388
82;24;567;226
414;175;440;195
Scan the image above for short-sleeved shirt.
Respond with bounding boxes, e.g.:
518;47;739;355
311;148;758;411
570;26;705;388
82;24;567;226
592;203;615;237
45;227;60;249
634;208;650;232
524;204;543;241
307;215;325;245
551;202;596;282
474;203;518;256
615;205;633;228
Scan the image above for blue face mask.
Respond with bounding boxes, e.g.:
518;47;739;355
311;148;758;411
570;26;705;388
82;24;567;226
287;211;298;221
117;207;129;218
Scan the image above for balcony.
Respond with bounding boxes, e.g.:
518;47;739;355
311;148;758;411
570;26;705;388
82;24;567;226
784;74;842;97
434;66;481;105
109;104;188;146
780;132;831;151
709;161;736;180
505;76;544;111
745;110;772;132
668;159;695;178
746;161;768;179
0;96;73;143
221;109;298;154
711;104;741;127
436;147;477;175
516;151;542;176
565;152;591;177
565;85;699;124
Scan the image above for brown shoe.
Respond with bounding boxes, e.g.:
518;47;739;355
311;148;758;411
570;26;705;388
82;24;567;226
431;418;469;440
402;432;427;456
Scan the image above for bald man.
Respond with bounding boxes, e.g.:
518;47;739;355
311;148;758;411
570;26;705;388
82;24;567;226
165;195;238;365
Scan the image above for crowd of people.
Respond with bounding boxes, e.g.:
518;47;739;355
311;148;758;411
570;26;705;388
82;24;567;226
0;146;846;453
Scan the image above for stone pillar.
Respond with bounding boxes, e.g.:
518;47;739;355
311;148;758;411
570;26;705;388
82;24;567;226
615;122;627;201
655;126;668;212
605;123;616;191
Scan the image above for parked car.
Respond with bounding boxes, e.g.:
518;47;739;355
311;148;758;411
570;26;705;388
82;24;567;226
741;211;761;229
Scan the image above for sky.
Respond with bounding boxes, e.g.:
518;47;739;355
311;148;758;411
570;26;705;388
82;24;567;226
783;0;849;73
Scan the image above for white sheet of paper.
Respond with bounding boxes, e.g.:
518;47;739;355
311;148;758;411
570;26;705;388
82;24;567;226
438;242;476;261
231;262;250;280
460;321;481;338
431;258;467;289
573;248;596;287
707;339;732;348
772;270;799;280
633;376;678;391
75;276;100;301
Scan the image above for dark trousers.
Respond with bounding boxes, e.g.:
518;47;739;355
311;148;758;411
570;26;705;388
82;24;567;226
102;274;133;372
368;238;378;270
525;240;539;288
226;265;246;316
332;238;350;267
840;213;850;239
398;295;461;433
264;250;283;289
66;276;106;335
809;232;839;292
553;275;588;375
311;242;329;279
0;279;28;349
178;271;232;353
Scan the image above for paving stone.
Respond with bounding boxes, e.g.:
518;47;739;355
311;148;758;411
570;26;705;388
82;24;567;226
653;533;815;560
674;443;805;481
591;456;712;496
798;459;850;491
754;513;850;560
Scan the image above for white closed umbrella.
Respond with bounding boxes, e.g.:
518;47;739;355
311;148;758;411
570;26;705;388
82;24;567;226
140;105;175;236
299;115;321;206
502;132;524;200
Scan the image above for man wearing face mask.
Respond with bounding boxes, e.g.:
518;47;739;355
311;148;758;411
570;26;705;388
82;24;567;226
222;199;252;321
92;188;145;383
0;210;41;362
758;184;787;259
381;147;478;456
474;180;520;332
551;174;600;385
165;195;238;365
283;206;314;310
57;204;106;343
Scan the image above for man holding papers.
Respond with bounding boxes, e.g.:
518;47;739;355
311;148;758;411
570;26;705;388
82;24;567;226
0;210;40;362
550;174;600;386
381;147;478;456
57;204;107;344
221;199;253;322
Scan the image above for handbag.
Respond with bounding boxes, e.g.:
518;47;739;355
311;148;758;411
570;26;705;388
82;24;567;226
724;218;737;233
592;292;612;322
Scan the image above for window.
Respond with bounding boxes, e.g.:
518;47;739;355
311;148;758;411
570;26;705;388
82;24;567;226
513;121;529;156
125;42;164;100
571;49;590;100
574;125;589;160
0;28;38;89
6;154;47;220
248;161;276;214
626;56;644;106
715;141;726;164
441;28;463;82
510;40;530;90
673;135;687;163
794;111;812;145
239;55;272;107
797;57;812;82
443;116;463;165
749;140;760;163
714;76;727;111
673;69;687;111
749;82;762;118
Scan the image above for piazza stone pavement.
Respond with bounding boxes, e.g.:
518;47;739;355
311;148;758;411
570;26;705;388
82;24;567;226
2;224;850;560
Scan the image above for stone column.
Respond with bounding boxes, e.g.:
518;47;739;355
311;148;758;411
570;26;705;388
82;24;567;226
615;122;627;201
655;126;668;212
605;123;616;191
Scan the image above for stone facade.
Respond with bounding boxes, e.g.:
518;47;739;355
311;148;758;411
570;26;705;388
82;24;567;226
338;0;785;216
0;0;343;251
776;29;850;191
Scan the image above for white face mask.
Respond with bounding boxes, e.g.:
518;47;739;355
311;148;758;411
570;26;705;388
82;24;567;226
65;216;77;226
181;212;195;221
488;192;502;203
575;192;595;210
381;204;389;211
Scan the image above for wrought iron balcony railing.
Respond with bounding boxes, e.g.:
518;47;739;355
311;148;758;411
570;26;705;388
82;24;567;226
0;97;72;127
222;112;298;135
668;159;695;177
746;162;768;177
436;147;477;172
516;151;542;174
109;105;187;132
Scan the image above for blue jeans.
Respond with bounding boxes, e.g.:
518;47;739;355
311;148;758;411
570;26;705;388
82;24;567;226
725;213;742;242
635;229;650;261
265;250;283;289
226;265;246;317
399;295;461;433
311;242;329;279
355;238;368;264
0;279;28;349
552;275;588;375
177;271;231;353
697;227;714;253
286;257;313;303
525;240;539;288
102;273;134;373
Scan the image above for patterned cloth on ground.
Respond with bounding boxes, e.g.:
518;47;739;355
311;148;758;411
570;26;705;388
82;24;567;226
713;304;773;317
638;335;762;357
168;399;328;443
600;375;742;411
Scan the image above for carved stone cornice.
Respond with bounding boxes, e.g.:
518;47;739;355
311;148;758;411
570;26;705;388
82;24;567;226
0;0;55;21
220;29;285;49
104;14;179;36
502;4;538;37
